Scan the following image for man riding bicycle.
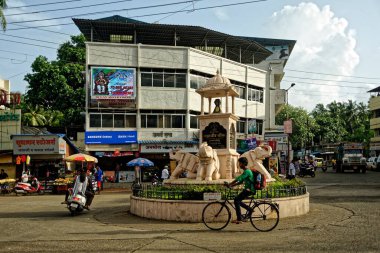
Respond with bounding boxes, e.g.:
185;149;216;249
227;157;257;224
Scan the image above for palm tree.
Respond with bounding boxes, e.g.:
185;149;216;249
0;0;7;31
22;104;46;126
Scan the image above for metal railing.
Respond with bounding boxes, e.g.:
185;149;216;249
132;184;307;200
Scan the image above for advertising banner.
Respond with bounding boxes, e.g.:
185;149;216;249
265;45;289;60
91;67;136;100
85;131;138;144
119;171;135;183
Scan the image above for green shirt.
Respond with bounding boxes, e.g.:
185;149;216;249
235;169;255;191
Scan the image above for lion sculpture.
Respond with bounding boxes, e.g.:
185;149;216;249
169;150;199;179
240;145;273;182
197;142;221;181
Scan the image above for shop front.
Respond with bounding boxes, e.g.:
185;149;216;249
12;134;76;193
85;131;139;183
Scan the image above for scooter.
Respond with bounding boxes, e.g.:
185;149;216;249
66;188;87;215
14;177;45;195
299;163;316;177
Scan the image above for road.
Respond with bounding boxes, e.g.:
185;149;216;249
0;170;379;253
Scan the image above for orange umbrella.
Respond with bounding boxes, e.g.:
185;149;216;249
64;153;98;163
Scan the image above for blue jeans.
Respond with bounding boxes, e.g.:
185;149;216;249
234;189;253;221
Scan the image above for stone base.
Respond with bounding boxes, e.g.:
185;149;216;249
130;192;309;222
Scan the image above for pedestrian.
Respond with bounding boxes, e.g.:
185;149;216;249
288;159;296;180
115;163;120;183
161;165;170;180
0;169;8;179
95;165;103;193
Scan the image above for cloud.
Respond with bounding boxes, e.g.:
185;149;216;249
265;2;361;111
213;8;230;21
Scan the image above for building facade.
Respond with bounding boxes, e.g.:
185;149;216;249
74;16;295;176
368;87;380;155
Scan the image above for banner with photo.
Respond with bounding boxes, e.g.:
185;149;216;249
90;67;136;102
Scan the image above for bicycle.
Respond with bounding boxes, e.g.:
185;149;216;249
202;185;280;231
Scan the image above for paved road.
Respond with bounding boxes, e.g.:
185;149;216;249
0;170;379;253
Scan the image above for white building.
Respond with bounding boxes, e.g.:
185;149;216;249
73;16;295;173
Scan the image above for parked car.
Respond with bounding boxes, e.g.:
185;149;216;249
366;157;377;170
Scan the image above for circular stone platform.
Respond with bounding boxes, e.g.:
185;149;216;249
130;192;309;222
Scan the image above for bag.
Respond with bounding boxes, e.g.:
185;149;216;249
251;169;267;190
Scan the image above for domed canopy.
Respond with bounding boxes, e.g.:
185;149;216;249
196;70;238;98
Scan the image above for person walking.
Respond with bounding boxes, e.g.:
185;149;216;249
95;165;103;193
288;159;296;180
0;169;8;179
161;166;170;180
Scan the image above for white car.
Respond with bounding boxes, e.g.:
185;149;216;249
366;157;377;170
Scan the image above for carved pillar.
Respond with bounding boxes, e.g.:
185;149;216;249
208;97;212;114
225;92;229;113
201;95;204;115
232;96;235;114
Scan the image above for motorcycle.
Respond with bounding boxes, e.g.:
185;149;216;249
66;188;87;215
14;177;45;195
151;173;161;186
299;163;316;177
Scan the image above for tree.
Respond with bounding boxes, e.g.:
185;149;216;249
23;34;86;127
0;0;7;31
22;104;46;126
275;104;317;150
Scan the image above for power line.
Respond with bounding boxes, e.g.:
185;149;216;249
285;68;380;80
0;38;57;49
0;49;36;57
7;23;73;32
282;80;370;89
286;75;380;85
7;0;205;25
7;0;133;17
0;33;58;45
7;0;85;9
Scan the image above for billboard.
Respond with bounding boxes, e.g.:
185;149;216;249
265;45;289;60
90;67;136;100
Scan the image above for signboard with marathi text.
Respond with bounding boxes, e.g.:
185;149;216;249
90;67;136;100
140;143;199;153
202;122;227;149
12;135;66;155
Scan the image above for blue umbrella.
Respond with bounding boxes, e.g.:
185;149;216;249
127;157;154;167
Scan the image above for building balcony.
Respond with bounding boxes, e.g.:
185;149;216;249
370;136;380;143
370;117;380;130
369;95;380;111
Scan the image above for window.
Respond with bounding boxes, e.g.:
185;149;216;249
247;87;264;103
125;115;136;127
190;115;198;129
141;112;186;128
89;113;136;128
235;86;245;99
147;115;158;128
140;69;187;88
102;114;114;128
190;75;198;89
114;114;125;128
164;73;175;87
153;73;163;87
89;114;101;127
237;120;246;133
176;74;186;88
141;73;152;86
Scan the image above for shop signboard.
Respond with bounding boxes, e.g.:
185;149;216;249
265;45;289;60
85;131;138;144
12;135;66;155
140;143;199;153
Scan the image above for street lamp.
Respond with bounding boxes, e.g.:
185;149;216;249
285;83;296;105
284;83;295;174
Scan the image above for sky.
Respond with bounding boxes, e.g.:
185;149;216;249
1;0;380;112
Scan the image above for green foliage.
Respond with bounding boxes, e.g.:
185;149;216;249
0;0;7;31
23;34;86;127
276;100;372;149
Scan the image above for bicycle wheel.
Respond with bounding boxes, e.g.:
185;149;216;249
250;202;279;232
202;202;231;230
